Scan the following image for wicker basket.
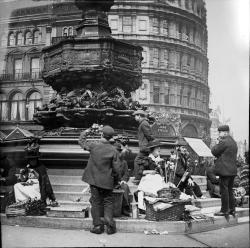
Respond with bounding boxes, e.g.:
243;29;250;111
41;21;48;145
145;200;191;221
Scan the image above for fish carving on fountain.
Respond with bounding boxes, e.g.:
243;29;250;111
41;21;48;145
34;0;146;130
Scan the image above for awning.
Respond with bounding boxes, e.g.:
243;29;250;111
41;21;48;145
184;137;213;157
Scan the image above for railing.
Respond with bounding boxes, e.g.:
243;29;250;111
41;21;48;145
51;35;76;45
0;72;42;81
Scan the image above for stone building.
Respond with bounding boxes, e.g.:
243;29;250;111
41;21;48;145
0;0;211;142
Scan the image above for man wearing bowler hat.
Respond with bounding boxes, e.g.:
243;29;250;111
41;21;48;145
211;125;238;217
79;125;121;234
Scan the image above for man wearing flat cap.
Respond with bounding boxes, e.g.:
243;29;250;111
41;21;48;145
79;125;121;235
133;110;154;150
133;110;154;182
211;125;238;217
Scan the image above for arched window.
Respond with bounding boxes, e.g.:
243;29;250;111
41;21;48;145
63;27;68;36
181;124;198;138
27;92;42;120
16;32;23;45
33;30;40;44
25;31;32;45
0;94;8;121
8;33;15;46
0;34;7;47
10;92;25;121
68;27;73;36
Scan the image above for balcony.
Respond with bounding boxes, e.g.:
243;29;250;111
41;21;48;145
51;35;76;45
0;71;42;81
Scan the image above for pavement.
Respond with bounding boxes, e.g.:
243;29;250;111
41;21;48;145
1;223;249;247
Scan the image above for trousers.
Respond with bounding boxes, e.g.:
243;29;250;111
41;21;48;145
219;176;235;213
90;185;115;228
174;175;202;198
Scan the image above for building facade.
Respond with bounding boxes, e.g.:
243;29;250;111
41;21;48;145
0;0;211;142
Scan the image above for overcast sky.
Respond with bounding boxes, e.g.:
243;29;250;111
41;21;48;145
1;0;249;142
206;0;249;142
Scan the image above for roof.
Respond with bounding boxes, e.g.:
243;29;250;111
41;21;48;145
184;137;213;157
0;131;7;141
5;127;34;141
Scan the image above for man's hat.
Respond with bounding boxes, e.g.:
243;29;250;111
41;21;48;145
102;125;115;138
218;125;229;132
132;110;147;117
147;139;162;149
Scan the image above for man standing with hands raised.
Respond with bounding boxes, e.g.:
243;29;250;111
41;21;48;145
79;125;121;235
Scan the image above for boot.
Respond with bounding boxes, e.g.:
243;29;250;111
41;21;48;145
90;225;104;234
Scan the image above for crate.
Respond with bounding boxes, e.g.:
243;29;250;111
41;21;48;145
145;200;191;221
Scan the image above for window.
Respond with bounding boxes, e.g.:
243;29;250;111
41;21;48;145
33;30;39;44
110;19;118;30
25;31;32;45
164;86;170;104
162;20;168;35
0;61;5;74
0;34;7;47
31;58;40;79
152;18;159;33
16;32;23;45
14;59;22;80
8;33;15;46
142;50;147;64
153;86;160;103
10;92;25;121
153;48;159;67
63;27;68;36
123;16;132;33
0;94;8;121
27;92;42;120
139;20;147;31
68;27;73;36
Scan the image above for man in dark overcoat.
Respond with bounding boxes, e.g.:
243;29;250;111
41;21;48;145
211;125;238;216
79;125;121;235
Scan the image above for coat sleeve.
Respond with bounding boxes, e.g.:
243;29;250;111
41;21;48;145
78;130;97;151
211;139;227;158
206;167;219;184
141;121;154;142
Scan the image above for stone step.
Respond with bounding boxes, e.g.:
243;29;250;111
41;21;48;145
52;184;86;192
49;175;83;184
200;206;249;218
193;198;221;208
47;205;89;219
55;191;90;202
57;200;90;209
48;169;84;176
0;211;244;234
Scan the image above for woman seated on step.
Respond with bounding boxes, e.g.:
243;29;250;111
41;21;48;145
13;141;58;207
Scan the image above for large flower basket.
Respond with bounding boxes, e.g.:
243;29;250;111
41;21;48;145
145;199;191;221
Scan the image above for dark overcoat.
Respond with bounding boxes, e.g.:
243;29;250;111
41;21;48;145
211;135;238;176
79;132;121;190
137;118;154;149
